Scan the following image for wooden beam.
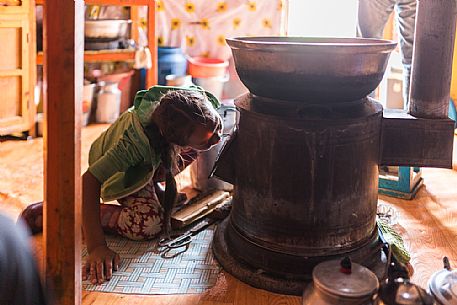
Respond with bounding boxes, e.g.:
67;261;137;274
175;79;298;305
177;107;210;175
43;0;83;304
37;50;136;65
130;6;139;43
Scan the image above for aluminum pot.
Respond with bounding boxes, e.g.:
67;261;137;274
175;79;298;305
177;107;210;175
85;19;131;40
226;37;396;103
302;259;379;305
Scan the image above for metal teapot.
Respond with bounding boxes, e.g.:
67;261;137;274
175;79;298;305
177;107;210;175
427;257;457;304
302;257;379;305
375;259;435;305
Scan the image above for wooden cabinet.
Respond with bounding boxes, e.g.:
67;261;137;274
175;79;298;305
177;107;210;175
0;0;36;136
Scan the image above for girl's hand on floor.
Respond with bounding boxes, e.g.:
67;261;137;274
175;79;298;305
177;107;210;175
82;245;121;285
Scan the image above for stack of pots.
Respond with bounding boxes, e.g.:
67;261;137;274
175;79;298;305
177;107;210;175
188;57;229;100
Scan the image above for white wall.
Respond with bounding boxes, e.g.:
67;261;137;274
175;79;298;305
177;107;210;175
287;0;359;37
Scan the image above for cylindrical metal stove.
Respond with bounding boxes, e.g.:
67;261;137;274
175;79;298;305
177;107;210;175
213;94;385;295
211;37;396;295
212;33;456;296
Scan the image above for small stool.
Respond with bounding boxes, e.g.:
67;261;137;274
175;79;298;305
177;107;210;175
378;166;423;200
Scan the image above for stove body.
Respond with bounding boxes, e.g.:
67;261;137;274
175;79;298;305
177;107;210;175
212;2;456;294
213;93;388;295
229;95;382;271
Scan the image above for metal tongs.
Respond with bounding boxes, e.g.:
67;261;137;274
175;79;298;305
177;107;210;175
157;219;216;259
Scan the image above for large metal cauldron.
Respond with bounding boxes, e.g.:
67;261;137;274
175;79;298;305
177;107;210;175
226;37;396;103
211;36;455;296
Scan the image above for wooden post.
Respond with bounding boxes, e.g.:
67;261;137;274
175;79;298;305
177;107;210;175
42;0;83;304
146;0;157;88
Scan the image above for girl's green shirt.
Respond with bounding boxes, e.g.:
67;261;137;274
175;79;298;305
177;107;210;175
88;85;220;201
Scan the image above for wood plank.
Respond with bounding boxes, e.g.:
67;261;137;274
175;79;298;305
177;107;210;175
0;1;35;136
0;69;22;76
0;0;22;5
37;49;136;65
171;191;230;228
130;6;139;43
43;0;83;305
0;119;29;135
83;49;136;62
0;0;29;13
27;0;36;136
0;21;21;70
0;76;20;119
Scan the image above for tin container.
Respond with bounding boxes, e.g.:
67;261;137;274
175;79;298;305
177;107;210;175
302;259;379;305
95;81;121;124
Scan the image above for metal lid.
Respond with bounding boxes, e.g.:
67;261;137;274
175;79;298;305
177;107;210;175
313;259;379;298
428;268;457;304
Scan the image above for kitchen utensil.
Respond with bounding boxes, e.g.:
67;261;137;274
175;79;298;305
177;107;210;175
95;81;121;123
302;258;379;305
376;256;435;305
428;257;457;304
84;19;131;40
226;37;396;103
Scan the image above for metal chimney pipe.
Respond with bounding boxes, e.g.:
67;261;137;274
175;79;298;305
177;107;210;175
409;0;457;119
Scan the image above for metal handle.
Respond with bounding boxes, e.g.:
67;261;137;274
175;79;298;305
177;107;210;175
160;244;190;259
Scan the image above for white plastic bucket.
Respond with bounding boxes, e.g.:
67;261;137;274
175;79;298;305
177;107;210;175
190;104;237;192
165;74;193;87
192;75;229;100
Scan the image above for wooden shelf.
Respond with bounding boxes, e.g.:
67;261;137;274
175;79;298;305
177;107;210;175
36;0;157;87
36;49;136;65
36;0;150;5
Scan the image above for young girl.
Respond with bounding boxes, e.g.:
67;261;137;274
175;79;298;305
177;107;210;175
20;85;222;285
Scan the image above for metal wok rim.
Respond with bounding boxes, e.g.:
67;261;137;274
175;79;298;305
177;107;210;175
226;36;397;53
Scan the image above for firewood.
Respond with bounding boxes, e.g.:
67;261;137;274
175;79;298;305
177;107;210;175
171;190;230;229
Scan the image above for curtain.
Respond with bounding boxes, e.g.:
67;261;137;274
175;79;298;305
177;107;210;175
153;0;287;60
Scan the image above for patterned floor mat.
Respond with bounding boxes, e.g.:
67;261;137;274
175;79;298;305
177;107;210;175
82;227;220;294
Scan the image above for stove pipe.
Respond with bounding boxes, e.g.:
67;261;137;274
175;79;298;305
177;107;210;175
409;0;457;118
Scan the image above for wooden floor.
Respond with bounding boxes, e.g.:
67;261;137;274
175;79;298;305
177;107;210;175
1;124;457;304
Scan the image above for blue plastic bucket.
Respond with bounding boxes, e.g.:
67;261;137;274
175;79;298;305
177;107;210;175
157;47;187;85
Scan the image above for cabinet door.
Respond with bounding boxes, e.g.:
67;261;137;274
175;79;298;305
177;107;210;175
0;11;36;136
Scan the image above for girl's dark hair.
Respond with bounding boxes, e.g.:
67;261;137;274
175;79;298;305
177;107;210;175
148;90;220;235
